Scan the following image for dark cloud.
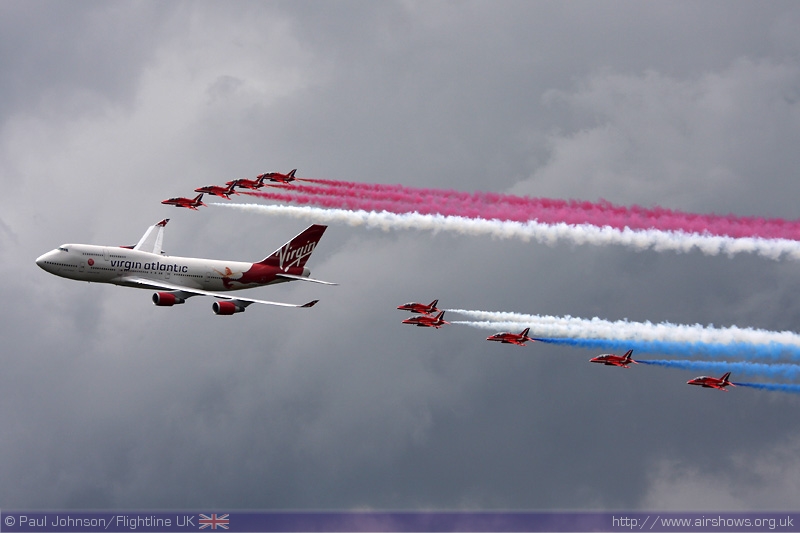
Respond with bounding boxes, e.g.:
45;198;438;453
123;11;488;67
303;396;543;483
0;1;169;122
2;0;800;512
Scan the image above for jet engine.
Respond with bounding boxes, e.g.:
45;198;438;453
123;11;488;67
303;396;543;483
152;292;185;306
212;301;245;315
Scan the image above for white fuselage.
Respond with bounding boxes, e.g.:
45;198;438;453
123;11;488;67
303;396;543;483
35;244;297;292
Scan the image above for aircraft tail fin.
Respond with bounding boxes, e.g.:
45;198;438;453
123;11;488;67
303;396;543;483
429;299;439;310
721;371;732;382
259;224;327;270
521;327;530;337
288;169;297;179
134;219;169;254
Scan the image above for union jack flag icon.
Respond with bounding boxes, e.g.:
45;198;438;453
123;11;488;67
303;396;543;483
198;513;229;530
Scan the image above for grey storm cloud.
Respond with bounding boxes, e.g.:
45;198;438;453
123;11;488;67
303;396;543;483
1;0;800;512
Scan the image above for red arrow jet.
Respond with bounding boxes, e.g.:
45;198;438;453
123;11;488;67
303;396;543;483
161;193;206;210
259;168;298;184
590;349;637;368
397;299;440;314
225;175;270;190
687;371;735;391
194;183;239;199
402;311;449;328
486;327;534;346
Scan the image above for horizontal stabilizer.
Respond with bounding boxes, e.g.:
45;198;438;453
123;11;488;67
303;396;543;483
275;273;338;285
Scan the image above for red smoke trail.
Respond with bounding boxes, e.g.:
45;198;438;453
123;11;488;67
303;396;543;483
251;184;517;218
254;186;647;222
244;189;457;217
294;179;800;240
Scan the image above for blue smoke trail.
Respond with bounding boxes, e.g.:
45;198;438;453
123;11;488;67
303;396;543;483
453;315;800;358
532;337;799;360
735;382;800;394
638;359;800;380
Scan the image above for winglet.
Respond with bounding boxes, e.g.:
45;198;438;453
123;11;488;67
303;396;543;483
301;300;319;308
134;219;169;254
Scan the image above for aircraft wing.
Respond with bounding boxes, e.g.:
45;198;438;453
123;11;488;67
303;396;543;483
118;276;319;308
275;273;338;285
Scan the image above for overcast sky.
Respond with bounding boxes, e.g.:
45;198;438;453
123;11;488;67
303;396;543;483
2;0;800;511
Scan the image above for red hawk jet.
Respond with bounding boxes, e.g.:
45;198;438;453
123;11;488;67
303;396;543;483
687;372;735;391
590;349;637;368
194;183;238;199
402;311;449;329
226;175;269;190
486;327;534;346
260;168;298;184
397;299;440;314
161;193;206;210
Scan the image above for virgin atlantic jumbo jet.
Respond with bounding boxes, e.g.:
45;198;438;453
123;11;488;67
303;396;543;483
36;219;336;315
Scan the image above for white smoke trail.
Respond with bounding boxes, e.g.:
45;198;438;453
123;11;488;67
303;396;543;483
214;203;800;261
448;314;800;347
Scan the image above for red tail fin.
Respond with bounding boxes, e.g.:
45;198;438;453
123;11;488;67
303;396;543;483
258;225;327;271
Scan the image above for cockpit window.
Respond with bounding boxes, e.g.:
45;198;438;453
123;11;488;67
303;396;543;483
58;246;68;252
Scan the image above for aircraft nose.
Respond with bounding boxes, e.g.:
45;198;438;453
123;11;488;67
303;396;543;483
35;250;57;272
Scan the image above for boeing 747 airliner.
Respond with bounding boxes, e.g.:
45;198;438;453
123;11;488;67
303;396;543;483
36;219;335;315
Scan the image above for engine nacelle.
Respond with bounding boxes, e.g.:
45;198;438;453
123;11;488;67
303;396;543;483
212;301;245;315
152;292;185;306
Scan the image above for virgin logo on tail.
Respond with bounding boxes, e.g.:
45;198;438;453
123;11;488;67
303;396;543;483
278;241;317;271
259;224;327;271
